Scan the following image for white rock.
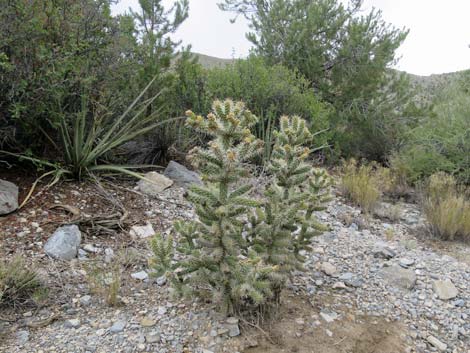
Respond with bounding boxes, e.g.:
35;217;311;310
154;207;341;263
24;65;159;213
157;306;167;315
321;262;337;276
131;271;149;281
432;279;458;300
109;320;126;333
320;311;337;323
427;335;447;351
83;244;99;253
137;172;173;195
130;223;155;239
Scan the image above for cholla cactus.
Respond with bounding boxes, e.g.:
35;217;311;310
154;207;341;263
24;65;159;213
152;99;274;315
250;116;332;293
151;105;331;316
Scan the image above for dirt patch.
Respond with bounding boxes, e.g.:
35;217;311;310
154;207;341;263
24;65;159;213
236;294;407;353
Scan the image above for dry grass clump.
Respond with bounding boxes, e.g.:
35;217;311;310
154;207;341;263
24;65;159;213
340;159;385;213
423;172;470;241
0;257;43;309
84;259;122;307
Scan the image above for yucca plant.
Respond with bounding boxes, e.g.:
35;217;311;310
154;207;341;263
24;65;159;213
2;77;181;181
0;257;43;309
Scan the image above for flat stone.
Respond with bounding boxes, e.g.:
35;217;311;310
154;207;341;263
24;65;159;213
146;331;161;343
163;161;202;188
399;258;415;268
110;320;126;333
16;330;29;345
320;311;338;323
0;179;18;215
140;317;156;327
131;271;149;281
321;262;337;276
129;223;155;239
44;225;81;260
426;335;447;351
372;242;396;259
137;172;173;196
432;279;458;300
379;265;416;290
64;319;81;329
332;281;347;290
79;295;92;306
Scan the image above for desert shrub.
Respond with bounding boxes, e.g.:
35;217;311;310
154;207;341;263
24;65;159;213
391;77;470;185
206;56;330;162
422;173;470;241
0;257;43;309
85;258;123;307
4;79;181;183
340;159;382;213
219;0;421;162
0;0;189;165
150;100;331;316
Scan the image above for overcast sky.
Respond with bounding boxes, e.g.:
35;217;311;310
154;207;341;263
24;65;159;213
112;0;470;76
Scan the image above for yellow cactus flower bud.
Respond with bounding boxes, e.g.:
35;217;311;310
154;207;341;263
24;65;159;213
227;151;236;161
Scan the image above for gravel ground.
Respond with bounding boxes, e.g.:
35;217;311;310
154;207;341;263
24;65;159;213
1;180;470;353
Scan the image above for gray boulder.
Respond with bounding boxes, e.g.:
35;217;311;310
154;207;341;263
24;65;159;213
372;241;397;259
379;265;416;290
163;161;202;188
44;225;82;260
0;179;18;215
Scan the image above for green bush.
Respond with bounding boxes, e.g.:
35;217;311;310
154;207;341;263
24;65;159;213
4;79;179;182
0;0;189;165
391;76;470;185
150;100;331;316
206;56;330;162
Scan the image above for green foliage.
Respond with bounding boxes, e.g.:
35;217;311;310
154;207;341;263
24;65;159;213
206;56;329;162
219;0;417;161
422;173;470;241
0;0;121;152
0;0;190;167
151;100;331;317
3;79;179;181
391;76;470;184
0;257;43;309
